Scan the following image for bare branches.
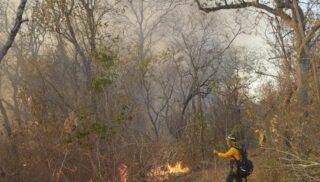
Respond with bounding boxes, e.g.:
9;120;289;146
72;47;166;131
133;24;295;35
194;0;294;27
262;147;320;180
0;0;28;62
194;0;320;112
255;70;279;78
304;20;320;47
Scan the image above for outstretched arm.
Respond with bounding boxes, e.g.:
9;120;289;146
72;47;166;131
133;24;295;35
215;147;237;159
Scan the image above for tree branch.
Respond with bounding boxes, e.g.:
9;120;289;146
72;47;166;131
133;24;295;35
194;0;295;27
305;20;320;46
0;0;28;62
255;71;279;79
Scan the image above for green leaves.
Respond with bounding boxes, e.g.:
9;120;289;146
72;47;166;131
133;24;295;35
90;123;115;139
91;49;116;69
90;48;118;93
91;76;113;93
75;122;116;146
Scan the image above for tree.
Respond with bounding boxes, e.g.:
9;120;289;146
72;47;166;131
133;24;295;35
36;0;120;119
0;0;28;136
142;59;175;140
117;0;180;138
0;0;28;62
195;0;320;116
166;7;241;140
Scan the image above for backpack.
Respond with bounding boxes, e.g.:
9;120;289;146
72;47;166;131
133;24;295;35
235;146;254;178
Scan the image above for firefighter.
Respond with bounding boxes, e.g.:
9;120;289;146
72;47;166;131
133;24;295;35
213;133;247;182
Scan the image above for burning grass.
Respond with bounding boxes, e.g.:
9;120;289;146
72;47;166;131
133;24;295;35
147;161;190;181
118;164;128;182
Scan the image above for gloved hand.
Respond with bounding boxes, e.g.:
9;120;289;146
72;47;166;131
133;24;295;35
213;149;218;155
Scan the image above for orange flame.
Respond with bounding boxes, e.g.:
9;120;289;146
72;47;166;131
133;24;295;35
167;161;190;174
118;164;128;182
147;161;190;181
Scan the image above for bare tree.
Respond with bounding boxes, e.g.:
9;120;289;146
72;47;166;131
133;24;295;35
0;0;28;136
117;0;181;137
143;67;175;140
166;8;241;141
195;0;320;116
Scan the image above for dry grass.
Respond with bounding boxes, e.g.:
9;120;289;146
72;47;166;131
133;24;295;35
0;122;312;182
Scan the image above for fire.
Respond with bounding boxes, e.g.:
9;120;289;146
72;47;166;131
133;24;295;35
147;161;190;181
167;161;190;174
118;163;128;182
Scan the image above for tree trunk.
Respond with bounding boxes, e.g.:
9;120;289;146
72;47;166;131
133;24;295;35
291;0;310;115
0;0;27;62
0;100;11;137
311;57;320;102
297;48;310;115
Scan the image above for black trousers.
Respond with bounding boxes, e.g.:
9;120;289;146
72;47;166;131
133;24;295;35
226;170;247;182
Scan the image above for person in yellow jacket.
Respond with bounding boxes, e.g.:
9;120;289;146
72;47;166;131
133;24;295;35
214;133;246;182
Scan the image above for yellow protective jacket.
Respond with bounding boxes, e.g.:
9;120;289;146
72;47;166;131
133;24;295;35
217;147;241;160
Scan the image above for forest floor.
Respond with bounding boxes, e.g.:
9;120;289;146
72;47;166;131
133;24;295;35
167;149;261;182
